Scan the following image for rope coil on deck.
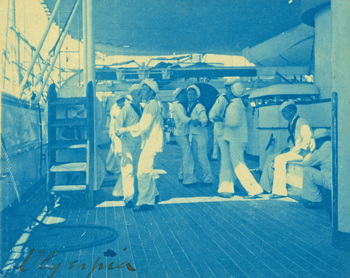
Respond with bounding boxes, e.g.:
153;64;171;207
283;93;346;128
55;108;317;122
1;135;118;253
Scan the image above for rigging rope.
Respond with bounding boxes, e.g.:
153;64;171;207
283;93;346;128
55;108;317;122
48;0;79;57
0;135;118;253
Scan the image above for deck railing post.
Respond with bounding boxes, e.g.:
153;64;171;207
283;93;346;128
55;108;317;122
331;0;350;251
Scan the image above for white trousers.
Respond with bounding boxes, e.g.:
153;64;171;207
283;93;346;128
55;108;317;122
217;137;234;193
259;153;277;193
191;133;213;183
272;151;303;196
176;135;197;184
212;131;219;159
106;146;118;172
119;138;141;203
106;136;122;172
302;167;331;202
112;175;123;197
228;141;263;196
136;149;159;206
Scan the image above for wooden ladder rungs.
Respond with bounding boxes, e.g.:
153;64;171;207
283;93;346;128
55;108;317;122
51;185;87;192
50;141;87;149
50;97;87;105
51;118;87;127
50;162;87;172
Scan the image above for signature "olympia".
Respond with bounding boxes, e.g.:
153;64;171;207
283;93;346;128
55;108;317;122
20;248;136;278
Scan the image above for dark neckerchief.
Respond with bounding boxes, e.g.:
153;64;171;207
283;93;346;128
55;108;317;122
221;94;229;103
187;100;199;117
221;94;230;118
287;115;300;145
130;103;143;118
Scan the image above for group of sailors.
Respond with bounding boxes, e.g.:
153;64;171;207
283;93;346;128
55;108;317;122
106;79;331;211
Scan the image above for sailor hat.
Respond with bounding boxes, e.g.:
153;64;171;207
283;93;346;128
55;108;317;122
141;79;159;94
115;94;126;102
186;85;201;99
280;100;296;112
128;83;142;94
312;128;331;140
230;81;245;97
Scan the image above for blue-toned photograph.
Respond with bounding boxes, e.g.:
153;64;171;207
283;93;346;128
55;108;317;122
0;0;349;277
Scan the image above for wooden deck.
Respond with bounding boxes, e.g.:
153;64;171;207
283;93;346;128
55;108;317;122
1;143;350;278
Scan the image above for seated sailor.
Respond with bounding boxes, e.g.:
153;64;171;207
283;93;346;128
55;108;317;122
301;129;332;208
260;100;314;198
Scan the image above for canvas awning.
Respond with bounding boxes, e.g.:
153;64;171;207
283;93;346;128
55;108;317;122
40;0;304;56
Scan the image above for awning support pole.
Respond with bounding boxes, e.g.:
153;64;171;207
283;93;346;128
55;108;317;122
83;0;88;89
18;0;63;98
85;0;97;189
86;0;95;86
35;0;81;102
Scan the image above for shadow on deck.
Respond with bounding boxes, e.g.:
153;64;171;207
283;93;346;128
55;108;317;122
1;143;349;278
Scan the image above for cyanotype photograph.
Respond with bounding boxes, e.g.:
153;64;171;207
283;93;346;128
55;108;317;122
0;0;349;277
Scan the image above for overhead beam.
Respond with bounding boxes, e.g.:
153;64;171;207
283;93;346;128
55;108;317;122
94;66;311;81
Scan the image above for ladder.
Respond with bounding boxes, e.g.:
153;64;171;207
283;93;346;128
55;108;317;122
46;81;95;208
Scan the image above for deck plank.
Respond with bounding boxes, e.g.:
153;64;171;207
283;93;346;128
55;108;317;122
148;206;200;277
131;210;168;277
161;175;259;277
248;201;350;276
157;203;217;278
1;143;350;278
183;201;286;278
210;200;341;277
141;209;185;277
123;204;154;278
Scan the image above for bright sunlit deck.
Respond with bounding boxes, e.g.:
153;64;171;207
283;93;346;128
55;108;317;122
1;143;349;278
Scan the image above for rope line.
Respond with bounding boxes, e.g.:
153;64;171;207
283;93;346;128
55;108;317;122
1;135;118;253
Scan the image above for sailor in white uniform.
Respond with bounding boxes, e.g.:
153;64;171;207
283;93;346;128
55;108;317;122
172;88;198;186
269;100;314;198
114;84;143;207
106;95;125;175
224;81;263;198
209;82;233;197
116;79;163;211
187;85;213;184
301;129;332;208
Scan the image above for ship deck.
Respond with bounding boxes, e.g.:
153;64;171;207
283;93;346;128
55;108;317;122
1;143;349;278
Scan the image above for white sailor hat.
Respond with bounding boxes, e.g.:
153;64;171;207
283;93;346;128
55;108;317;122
230;81;245;97
280;100;296;112
312;129;331;139
115;94;126;102
186;85;201;99
128;83;142;94
141;79;159;94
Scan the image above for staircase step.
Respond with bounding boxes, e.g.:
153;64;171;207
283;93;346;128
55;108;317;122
50;97;87;105
50;162;87;172
51;118;87;127
51;185;87;192
50;140;87;149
